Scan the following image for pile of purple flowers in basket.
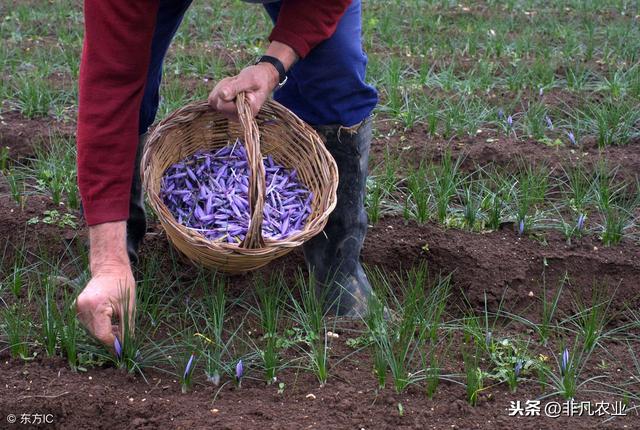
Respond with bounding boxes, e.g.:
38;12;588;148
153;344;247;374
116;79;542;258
160;139;313;243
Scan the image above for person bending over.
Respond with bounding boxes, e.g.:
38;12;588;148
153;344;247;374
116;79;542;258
75;0;378;348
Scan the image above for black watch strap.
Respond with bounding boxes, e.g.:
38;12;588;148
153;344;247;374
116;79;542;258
256;55;288;88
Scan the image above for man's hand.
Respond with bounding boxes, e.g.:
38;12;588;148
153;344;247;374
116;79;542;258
76;221;135;351
208;41;298;121
208;63;279;121
76;270;135;350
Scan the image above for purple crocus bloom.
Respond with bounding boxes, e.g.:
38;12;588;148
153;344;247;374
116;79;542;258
507;115;513;127
567;131;577;145
184;353;196;381
514;360;523;377
561;348;570;376
485;331;492;348
236;359;244;381
114;336;122;359
518;219;525;235
497;109;504;120
576;213;586;231
539;87;544;97
545;116;553;130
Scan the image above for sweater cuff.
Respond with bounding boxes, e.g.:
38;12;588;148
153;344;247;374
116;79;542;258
82;196;130;226
269;27;311;59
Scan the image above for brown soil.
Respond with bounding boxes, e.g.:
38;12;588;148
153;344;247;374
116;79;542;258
2;343;639;430
1;111;639;429
372;120;640;181
0;111;75;162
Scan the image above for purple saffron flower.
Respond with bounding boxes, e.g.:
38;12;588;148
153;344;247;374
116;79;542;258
561;348;570;376
518;219;525;235
161;142;312;242
576;214;586;231
497;109;504;120
514;360;523;377
485;331;492;348
539;87;544;97
545;116;553;130
567;131;577;145
507;115;513;127
114;336;122;359
184;353;196;381
236;359;244;381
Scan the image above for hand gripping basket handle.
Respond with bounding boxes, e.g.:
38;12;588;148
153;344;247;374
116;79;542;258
236;92;266;249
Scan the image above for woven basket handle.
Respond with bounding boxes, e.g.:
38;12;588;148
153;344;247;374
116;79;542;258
236;92;266;249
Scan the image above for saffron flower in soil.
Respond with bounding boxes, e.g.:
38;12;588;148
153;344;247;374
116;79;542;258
507;115;513;127
560;348;570;376
160;139;313;244
576;214;586;231
184;353;196;381
235;359;244;386
567;131;577;146
514;360;523;378
114;336;122;359
518;219;525;235
182;353;196;393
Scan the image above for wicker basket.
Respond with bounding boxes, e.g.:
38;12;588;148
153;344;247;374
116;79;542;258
141;93;338;273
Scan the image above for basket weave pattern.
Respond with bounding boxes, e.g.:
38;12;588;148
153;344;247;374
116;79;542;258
141;94;338;273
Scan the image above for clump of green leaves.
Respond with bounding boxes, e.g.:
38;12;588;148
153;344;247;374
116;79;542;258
366;264;450;393
289;272;330;386
2;303;32;360
28;210;77;229
255;272;284;384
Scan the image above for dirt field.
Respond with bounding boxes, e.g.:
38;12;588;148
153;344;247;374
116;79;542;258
1;1;640;429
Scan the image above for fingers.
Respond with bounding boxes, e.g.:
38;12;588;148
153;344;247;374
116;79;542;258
110;286;136;340
93;302;117;347
77;296;115;347
208;77;240;121
245;92;260;117
218;78;239;102
75;276;136;351
208;65;272;121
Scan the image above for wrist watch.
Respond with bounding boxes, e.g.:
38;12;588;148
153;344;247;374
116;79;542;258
256;55;288;90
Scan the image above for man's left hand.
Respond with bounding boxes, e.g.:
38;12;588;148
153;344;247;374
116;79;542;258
208;62;279;121
208;41;298;121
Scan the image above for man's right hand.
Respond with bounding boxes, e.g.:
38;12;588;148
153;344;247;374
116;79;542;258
76;221;136;350
76;270;135;349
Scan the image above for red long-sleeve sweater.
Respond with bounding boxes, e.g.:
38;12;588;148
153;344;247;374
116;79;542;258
77;0;350;226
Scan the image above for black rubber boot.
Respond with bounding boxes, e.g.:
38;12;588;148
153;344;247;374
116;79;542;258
126;132;148;265
304;117;374;318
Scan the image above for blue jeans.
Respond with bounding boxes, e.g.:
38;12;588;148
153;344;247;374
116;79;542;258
138;0;378;133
